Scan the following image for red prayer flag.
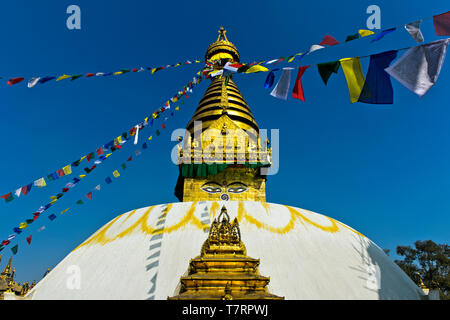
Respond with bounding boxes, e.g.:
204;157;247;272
21;186;29;196
132;68;138;72
62;188;69;193
96;148;104;156
1;240;10;246
161;123;166;130
127;156;132;162
433;11;450;36
7;77;25;85
86;153;92;162
86;192;92;200
319;35;339;46
33;215;39;220
57;169;65;177
1;192;12;201
292;66;310;102
26;235;32;245
86;73;95;78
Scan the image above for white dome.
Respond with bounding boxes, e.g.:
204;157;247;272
26;201;422;300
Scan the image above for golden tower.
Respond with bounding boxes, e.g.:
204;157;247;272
175;27;272;202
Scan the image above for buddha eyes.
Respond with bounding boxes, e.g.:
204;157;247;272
201;186;222;194
200;182;248;194
227;186;247;194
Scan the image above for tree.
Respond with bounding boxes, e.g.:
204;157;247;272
394;240;449;300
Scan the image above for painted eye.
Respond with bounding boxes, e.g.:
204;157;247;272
227;186;248;194
201;186;222;194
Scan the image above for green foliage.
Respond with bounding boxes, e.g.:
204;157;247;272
394;240;449;300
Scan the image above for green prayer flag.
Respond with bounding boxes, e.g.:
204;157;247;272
317;61;341;85
345;33;360;42
76;199;84;205
71;74;83;81
121;163;127;170
156;130;160;136
11;245;18;255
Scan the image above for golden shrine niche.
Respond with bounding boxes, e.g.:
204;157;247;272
174;27;272;202
168;206;283;300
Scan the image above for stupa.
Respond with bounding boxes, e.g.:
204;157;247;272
26;28;425;300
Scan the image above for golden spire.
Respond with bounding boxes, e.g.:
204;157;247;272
174;28;271;202
168;206;283;300
1;257;12;278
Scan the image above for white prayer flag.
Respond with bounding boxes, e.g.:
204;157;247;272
385;39;449;97
270;68;294;100
405;21;424;43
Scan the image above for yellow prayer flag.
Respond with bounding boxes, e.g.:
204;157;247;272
105;153;112;158
288;53;303;63
175;106;179;111
359;29;375;37
151;68;157;74
113;170;120;178
34;177;46;188
144;117;148;124
245;65;269;73
148;136;153;141
61;208;69;214
19;223;28;229
79;174;86;179
50;199;58;204
80;156;86;161
63;165;72;175
56;74;71;81
50;196;57;200
113;71;123;75
340;57;366;103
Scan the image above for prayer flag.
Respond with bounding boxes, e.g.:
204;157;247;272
156;130;160;136
21;184;32;196
7;234;15;241
135;150;141;156
57;169;65;177
270;68;294;100
38;226;46;232
56;75;71;81
308;44;325;53
94;185;101;191
86;73;95;78
345;33;359;42
26;235;32;245
11;245;18;255
76;200;84;205
371;28;396;43
359;29;375;37
340;57;366;103
319;35;339;46
96;148;104;156
292;66;309;102
264;69;278;89
19;223;28;229
433;11;450;36
121;163;127;170
113;170;120;178
142;142;148;149
63;165;72;175
8;78;25;85
1;192;14;203
385;39;450;97
13;228;22;234
359;50;398;104
86;192;92;200
48;214;57;221
1;240;10;246
405;21;424;43
28;77;40;88
105;177;112;184
245;65;269;73
127;156;132;162
161;123;166;130
317;61;340;85
61;208;69;214
39;76;56;84
34;177;47;188
14;188;21;198
86;152;95;162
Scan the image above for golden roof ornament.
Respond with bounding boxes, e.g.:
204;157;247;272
168;206;283;300
205;26;240;63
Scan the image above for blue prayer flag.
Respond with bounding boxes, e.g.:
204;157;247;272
105;177;112;184
48;214;57;221
371;28;396;43
358;50;398;104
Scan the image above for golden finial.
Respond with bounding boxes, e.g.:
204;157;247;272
416;272;428;290
217;26;228;42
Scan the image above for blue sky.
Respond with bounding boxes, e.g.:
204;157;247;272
0;0;449;283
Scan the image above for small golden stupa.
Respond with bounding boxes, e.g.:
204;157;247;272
168;206;283;300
